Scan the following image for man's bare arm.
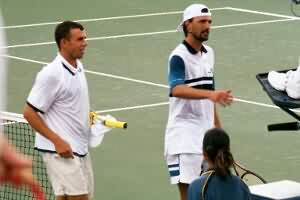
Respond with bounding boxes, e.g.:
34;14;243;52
23;105;73;158
171;85;233;106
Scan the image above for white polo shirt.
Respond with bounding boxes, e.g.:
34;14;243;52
165;41;215;156
27;53;90;156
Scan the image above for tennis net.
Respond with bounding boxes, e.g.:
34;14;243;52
0;111;54;200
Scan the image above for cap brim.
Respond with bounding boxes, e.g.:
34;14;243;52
176;21;184;31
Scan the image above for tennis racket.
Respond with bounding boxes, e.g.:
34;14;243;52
201;163;267;199
89;111;127;129
232;161;267;186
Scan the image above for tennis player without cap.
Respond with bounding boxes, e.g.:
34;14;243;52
23;21;93;200
164;4;233;200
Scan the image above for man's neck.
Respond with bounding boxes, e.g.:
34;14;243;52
185;36;203;52
59;51;77;68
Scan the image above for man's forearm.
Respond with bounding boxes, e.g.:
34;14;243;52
171;85;213;99
214;105;222;128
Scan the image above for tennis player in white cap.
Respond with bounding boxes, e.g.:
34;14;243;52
164;4;233;200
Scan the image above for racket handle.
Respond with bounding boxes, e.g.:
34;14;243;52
103;119;127;129
268;122;300;131
90;112;128;129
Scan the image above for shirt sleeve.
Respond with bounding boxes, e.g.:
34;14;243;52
27;69;60;113
168;55;185;89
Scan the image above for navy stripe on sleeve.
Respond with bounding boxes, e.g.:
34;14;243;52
184;77;213;84
26;101;45;114
168;55;185;89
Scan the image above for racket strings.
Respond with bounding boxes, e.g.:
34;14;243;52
232;162;267;185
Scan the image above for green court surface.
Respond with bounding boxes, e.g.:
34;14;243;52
1;0;300;199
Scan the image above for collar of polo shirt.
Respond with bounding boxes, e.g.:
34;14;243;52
57;53;83;75
182;40;207;55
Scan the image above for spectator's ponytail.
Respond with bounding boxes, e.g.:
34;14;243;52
203;128;234;179
215;148;234;178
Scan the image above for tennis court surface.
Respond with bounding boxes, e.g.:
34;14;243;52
1;0;300;199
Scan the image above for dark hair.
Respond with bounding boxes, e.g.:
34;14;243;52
182;18;193;37
54;21;84;49
203;128;234;178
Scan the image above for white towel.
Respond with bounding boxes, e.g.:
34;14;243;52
268;71;287;91
286;66;300;99
268;68;300;99
89;115;116;148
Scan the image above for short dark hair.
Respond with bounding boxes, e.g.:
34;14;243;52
182;18;193;37
54;21;84;49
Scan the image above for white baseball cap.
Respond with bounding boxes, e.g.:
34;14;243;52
177;4;211;31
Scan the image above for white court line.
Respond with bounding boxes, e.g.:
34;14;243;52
212;18;296;29
4;54;300;114
0;7;226;29
2;6;295;30
4;18;297;49
98;97;300;113
97;98;300;113
97;102;169;113
3;55;47;65
227;7;299;20
87;30;176;41
3;55;169;88
85;69;168;88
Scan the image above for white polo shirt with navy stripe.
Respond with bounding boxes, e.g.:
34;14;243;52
165;40;215;156
27;53;90;156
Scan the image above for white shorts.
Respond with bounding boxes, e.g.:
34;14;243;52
166;154;203;184
42;153;94;198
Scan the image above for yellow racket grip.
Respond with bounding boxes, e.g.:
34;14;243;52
103;119;127;129
89;112;97;126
